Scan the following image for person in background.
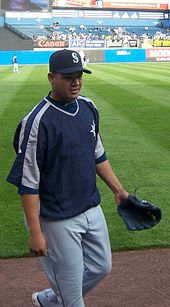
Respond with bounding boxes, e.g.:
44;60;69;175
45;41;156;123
7;49;129;307
79;49;89;68
12;54;19;73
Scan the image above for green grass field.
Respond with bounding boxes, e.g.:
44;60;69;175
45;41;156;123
1;62;170;258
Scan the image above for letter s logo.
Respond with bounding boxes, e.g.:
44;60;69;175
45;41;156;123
72;52;79;63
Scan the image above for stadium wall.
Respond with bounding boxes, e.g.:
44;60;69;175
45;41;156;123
0;27;34;50
4;9;164;28
1;48;170;65
5;16;161;27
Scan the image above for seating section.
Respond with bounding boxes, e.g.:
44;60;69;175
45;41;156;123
4;11;169;48
10;24;166;41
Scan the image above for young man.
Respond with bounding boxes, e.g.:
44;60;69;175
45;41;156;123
7;49;128;307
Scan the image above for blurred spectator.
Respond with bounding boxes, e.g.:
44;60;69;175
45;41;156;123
79;49;89;68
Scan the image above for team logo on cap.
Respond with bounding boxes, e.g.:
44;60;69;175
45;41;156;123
72;52;79;63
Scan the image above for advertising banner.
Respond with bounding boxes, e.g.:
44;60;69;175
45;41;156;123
129;40;138;48
52;0;96;7
102;0;168;10
34;40;69;48
152;40;170;47
69;39;105;48
146;48;170;61
104;49;146;63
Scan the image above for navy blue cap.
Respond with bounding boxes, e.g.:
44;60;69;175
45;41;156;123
49;49;91;74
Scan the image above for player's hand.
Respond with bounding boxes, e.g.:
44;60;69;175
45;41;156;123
28;231;48;257
114;189;129;206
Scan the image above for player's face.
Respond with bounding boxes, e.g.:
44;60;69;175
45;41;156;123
48;71;83;102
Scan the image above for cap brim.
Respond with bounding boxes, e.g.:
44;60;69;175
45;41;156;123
54;67;92;74
82;68;92;74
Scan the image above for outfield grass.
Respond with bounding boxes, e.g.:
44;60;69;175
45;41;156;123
1;62;170;258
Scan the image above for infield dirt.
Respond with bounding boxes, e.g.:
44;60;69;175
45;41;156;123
1;248;170;307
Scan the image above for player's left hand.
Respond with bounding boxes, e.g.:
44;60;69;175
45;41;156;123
114;189;129;206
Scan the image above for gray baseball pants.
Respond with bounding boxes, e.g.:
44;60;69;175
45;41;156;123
38;205;112;307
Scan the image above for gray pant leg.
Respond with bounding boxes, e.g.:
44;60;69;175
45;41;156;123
38;206;111;307
82;206;112;295
39;216;86;307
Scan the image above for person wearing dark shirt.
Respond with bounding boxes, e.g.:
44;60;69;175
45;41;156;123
7;49;129;307
12;54;19;73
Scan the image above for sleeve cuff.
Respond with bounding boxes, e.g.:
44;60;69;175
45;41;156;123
18;185;39;195
95;152;107;165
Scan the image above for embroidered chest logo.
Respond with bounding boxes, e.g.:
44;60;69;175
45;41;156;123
90;120;96;138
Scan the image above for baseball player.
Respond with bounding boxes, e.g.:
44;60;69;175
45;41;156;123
7;49;128;307
12;54;19;73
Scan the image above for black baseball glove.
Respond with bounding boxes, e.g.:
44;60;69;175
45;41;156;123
117;194;161;231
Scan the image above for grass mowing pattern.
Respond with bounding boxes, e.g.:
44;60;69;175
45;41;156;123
1;63;170;257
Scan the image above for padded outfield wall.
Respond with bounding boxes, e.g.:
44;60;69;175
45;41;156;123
1;48;170;65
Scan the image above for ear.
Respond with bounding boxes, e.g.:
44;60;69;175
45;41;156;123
48;72;54;83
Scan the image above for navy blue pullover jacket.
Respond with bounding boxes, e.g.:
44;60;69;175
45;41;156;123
7;94;107;220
